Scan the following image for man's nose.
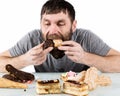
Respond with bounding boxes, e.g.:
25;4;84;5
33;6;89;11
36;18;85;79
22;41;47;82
48;24;59;34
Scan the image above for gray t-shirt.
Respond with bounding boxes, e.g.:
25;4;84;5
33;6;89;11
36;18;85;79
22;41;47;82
9;28;110;72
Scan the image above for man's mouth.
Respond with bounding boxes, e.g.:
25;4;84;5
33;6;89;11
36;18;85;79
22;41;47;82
46;32;64;41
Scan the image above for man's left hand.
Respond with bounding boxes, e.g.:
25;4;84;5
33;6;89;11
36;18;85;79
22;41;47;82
58;41;85;63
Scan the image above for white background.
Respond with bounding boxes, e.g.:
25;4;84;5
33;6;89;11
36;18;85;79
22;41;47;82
0;0;120;72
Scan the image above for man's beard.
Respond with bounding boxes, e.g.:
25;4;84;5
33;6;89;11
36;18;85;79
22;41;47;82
45;28;73;41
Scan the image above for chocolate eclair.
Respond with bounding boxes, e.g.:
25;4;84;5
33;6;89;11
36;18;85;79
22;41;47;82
43;39;65;59
43;32;65;59
2;64;35;83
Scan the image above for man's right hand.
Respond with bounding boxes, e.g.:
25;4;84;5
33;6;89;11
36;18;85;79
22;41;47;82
22;42;53;66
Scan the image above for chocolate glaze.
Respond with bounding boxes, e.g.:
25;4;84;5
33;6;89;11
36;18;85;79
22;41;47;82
66;80;81;85
2;74;23;83
38;79;59;84
2;64;35;83
43;39;65;59
43;39;54;49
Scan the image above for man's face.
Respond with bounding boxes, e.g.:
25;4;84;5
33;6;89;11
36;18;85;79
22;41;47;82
40;12;76;41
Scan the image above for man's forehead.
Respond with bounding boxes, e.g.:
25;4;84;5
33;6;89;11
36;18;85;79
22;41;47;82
41;12;69;21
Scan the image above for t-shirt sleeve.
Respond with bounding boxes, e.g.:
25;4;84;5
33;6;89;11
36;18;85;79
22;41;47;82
9;33;32;57
84;30;111;56
75;29;111;56
9;29;42;57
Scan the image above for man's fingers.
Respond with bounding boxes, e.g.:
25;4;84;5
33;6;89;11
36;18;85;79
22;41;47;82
44;47;53;54
58;45;76;52
30;48;43;56
65;51;74;56
58;40;81;51
58;46;69;51
29;42;45;55
61;41;78;46
32;42;44;50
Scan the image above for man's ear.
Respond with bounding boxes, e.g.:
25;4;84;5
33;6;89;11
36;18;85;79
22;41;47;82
72;20;77;32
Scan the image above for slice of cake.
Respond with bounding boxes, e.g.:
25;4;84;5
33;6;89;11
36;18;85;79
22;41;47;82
36;79;61;94
61;67;112;96
63;80;89;96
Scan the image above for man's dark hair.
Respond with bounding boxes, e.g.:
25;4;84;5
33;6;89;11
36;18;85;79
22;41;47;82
41;0;75;22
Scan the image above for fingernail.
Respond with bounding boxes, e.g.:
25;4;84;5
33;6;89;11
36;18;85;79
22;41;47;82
50;47;53;50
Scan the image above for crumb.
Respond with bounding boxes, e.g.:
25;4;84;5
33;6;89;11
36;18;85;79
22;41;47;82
24;89;26;91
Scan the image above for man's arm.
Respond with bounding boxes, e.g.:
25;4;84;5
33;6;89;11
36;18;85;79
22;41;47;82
0;43;53;73
83;49;120;72
59;41;120;72
0;50;29;72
